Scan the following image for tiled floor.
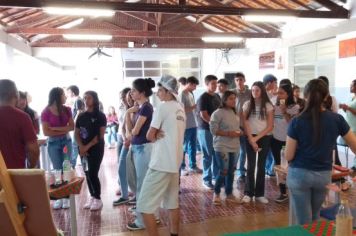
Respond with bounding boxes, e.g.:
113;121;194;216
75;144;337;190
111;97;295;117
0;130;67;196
51;148;353;236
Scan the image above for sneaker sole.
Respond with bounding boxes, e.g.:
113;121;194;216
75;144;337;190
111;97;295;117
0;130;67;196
113;200;130;206
275;198;288;203
127;225;144;231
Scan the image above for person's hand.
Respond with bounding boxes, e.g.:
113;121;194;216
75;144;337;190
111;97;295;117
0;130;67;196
280;104;287;114
249;136;258;144
123;138;131;147
127;105;139;114
90;136;99;146
228;130;242;137
339;103;348;112
251;142;259;152
79;145;89;156
156;130;165;140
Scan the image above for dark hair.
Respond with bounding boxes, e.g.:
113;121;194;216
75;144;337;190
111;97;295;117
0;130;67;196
0;79;18;103
218;78;229;86
221;91;237;114
263;74;277;86
279;78;292;87
178;77;187;85
120;87;131;102
84;90;100;114
186;76;199;85
204;74;218;84
19;91;27;100
292;84;300;91
352;79;356;86
299;79;329;145
132;78;155;97
235;72;245;79
48;87;65;116
277;84;295;107
67;85;80;96
318;76;329;86
247;81;271;120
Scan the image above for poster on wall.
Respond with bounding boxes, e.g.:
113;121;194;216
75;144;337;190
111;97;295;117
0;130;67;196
259;51;275;69
339;38;356;58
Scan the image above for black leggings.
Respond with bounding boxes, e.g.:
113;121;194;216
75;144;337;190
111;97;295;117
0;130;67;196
270;137;286;166
82;145;104;199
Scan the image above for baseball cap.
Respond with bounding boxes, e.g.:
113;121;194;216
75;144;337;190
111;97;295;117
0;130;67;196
158;75;179;100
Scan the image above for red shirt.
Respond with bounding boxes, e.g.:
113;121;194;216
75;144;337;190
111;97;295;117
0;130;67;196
0;106;37;168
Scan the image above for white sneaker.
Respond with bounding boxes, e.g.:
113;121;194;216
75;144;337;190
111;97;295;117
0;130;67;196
84;197;94;209
62;199;70;209
53;199;62;210
242;195;251;203
90;199;103;211
255;196;269;204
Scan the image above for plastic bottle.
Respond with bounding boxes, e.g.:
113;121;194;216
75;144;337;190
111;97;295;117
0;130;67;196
280;146;288;169
335;199;353;236
62;145;71;182
82;155;89;172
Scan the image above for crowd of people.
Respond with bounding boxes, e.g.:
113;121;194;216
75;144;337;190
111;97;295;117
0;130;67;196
0;73;356;235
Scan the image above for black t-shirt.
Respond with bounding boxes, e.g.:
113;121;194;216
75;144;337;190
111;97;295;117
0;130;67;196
196;92;221;130
72;98;84;119
76;111;107;146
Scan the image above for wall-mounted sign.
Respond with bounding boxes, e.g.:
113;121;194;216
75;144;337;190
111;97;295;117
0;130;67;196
259;51;275;69
339;38;356;58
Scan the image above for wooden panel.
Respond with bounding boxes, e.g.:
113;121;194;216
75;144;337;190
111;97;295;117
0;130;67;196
339;38;356;59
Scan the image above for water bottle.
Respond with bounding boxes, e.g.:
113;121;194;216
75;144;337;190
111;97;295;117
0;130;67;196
336;199;353;236
62;145;71;182
280;146;288;169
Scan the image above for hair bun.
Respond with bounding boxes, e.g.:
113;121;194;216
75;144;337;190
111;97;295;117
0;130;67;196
146;78;156;89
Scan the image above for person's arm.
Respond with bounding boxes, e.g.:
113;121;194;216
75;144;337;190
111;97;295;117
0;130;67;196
26;140;39;168
50;117;75;133
253;109;274;142
131;116;147;136
185;104;196;113
210;111;240;137
200;110;211;123
242;109;258;151
343;130;356;154
146;127;159;142
285;136;297;161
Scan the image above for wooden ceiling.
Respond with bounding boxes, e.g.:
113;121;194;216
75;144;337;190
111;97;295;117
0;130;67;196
0;0;350;49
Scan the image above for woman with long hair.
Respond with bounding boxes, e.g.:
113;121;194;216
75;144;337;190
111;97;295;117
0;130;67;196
286;79;356;224
41;87;74;209
75;91;107;211
125;78;159;231
241;81;274;204
17;91;40;134
292;84;305;112
113;88;134;206
271;84;299;203
106;106;119;148
210;91;243;205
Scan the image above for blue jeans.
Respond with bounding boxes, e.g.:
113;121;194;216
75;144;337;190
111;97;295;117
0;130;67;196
71;137;79;168
106;126;118;145
237;135;247;177
117;136;129;199
265;150;275;175
181;127;197;169
198;129;218;183
47;135;72;170
132;143;159;228
214;151;238;195
287;167;331;225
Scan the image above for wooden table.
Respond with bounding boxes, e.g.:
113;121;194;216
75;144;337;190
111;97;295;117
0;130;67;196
48;176;84;236
274;165;350;225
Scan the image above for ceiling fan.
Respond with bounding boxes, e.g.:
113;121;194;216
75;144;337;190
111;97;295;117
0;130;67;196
88;45;112;59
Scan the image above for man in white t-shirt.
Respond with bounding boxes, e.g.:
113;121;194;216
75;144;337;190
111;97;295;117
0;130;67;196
137;75;186;236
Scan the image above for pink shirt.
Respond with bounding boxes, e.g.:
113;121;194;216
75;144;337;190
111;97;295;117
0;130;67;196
41;106;72;129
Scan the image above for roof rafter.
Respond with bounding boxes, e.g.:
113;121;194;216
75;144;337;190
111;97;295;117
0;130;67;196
0;1;349;18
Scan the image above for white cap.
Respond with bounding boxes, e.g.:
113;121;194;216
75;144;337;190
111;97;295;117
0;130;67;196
158;75;179;100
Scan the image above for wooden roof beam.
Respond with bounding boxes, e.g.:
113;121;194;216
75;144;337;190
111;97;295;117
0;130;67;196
120;11;157;26
1;1;349;18
6;27;280;38
313;0;348;13
289;0;314;10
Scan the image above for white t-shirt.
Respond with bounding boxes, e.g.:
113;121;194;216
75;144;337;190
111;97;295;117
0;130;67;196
149;101;186;173
243;101;274;135
273;104;300;141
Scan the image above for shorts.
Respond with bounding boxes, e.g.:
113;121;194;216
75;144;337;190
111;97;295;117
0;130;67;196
137;168;179;214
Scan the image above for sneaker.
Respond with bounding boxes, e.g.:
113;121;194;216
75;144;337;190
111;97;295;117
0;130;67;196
62;199;70;209
84;197;94;209
127;222;144;231
255;196;269;204
189;167;203;174
90;199;103;211
113;197;130;206
128;206;136;212
225;194;241;203
53;199;62;210
181;168;189;176
203;182;214;190
128;197;136;205
241;195;251;203
275;194;288;203
213;194;221;205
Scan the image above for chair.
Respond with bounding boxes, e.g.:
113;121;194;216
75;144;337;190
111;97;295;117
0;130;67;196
0;152;60;236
